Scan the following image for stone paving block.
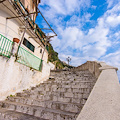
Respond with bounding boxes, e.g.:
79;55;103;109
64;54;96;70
64;92;74;98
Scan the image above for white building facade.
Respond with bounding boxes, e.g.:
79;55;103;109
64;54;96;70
0;0;54;100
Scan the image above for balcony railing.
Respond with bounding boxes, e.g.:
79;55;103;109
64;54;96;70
0;34;43;71
0;34;13;58
16;46;43;71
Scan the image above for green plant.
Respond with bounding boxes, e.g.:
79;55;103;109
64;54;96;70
10;94;14;97
47;43;74;69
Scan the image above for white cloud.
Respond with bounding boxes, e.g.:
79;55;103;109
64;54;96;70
39;0;91;20
51;18;111;59
106;0;120;8
66;13;92;28
106;1;120;15
107;0;114;8
91;5;97;9
66;15;81;28
114;31;120;39
49;1;120;65
106;15;120;27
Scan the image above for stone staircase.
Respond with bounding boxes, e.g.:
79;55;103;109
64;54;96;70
0;70;97;120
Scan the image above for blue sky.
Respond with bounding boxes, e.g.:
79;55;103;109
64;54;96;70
36;0;120;79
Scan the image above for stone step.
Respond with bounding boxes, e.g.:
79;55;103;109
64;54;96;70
40;78;96;86
20;87;93;98
43;73;94;81
39;81;96;86
0;101;78;120
50;73;93;79
15;93;88;104
28;83;94;94
0;108;46;120
16;89;90;100
7;97;82;113
50;70;91;75
48;78;95;83
31;82;95;91
49;76;95;81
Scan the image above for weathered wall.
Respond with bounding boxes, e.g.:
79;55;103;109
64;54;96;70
77;62;120;120
48;62;55;70
74;61;101;78
0;53;50;100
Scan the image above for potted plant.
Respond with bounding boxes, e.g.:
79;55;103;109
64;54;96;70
13;38;20;43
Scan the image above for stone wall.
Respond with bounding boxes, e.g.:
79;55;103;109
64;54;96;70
74;61;101;78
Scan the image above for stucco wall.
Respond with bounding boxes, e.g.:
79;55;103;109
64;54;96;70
0;54;50;100
48;62;55;70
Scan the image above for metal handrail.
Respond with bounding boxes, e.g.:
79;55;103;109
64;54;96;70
0;34;13;58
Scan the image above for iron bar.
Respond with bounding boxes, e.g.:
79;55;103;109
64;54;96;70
6;12;39;19
31;0;57;36
38;10;57;36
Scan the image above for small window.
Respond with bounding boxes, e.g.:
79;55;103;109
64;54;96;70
40;49;42;53
23;38;35;52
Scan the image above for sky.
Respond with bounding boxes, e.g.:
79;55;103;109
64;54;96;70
36;0;120;80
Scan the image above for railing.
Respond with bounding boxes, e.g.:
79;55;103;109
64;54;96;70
0;34;13;58
0;34;42;71
16;46;43;71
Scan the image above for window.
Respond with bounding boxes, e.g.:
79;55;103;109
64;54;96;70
40;49;42;53
23;38;35;52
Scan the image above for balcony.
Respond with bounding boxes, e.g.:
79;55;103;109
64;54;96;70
0;34;43;71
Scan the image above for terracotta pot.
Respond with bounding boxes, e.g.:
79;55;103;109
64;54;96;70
13;38;20;43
